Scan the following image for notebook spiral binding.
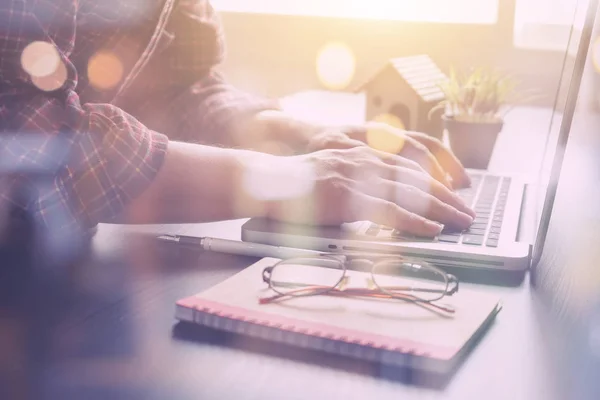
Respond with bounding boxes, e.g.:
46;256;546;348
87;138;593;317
187;305;432;369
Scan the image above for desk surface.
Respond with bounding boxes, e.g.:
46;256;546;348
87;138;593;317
2;93;600;400
0;222;572;400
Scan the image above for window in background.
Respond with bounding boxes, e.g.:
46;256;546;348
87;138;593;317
514;0;589;51
211;0;499;24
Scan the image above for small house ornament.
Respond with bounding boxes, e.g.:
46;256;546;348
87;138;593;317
357;55;447;139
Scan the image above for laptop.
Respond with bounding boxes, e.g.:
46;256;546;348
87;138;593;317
241;0;598;273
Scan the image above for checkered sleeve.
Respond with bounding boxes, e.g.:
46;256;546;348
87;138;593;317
175;71;281;145
0;0;168;230
131;0;281;145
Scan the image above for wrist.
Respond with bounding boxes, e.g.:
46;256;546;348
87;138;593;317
235;151;315;221
248;110;325;154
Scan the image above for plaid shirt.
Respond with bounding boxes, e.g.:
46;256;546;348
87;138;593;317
0;0;278;232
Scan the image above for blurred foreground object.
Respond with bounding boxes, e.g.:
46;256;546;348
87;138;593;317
0;135;86;308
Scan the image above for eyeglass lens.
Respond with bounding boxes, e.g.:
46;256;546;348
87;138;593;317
269;257;345;296
268;257;449;302
371;260;448;302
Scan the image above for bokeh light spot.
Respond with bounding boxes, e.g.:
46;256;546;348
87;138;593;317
316;42;356;90
21;41;60;78
592;36;600;73
373;113;406;130
366;114;406;153
88;51;124;90
31;60;67;92
241;157;315;202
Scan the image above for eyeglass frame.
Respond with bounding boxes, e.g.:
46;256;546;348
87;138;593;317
261;254;459;312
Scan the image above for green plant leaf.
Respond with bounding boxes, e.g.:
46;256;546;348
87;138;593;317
429;65;536;122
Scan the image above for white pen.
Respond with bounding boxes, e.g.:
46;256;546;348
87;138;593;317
157;234;325;259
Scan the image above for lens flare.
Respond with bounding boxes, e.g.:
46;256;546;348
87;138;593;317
31;60;67;92
88;51;124;90
316;42;356;90
21;41;60;78
373;113;406;130
592;36;600;73
241;157;315;201
366;114;406;153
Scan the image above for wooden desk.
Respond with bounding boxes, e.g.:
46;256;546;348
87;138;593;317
2;92;599;400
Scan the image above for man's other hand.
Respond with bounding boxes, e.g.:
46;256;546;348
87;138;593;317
305;123;471;190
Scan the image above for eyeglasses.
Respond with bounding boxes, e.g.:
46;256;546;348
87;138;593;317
260;255;459;314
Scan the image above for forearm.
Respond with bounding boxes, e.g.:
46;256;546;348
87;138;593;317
229;110;322;154
121;142;272;224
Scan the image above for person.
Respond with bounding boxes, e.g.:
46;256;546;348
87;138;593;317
0;0;475;241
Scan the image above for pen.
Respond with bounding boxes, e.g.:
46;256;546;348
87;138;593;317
157;234;325;259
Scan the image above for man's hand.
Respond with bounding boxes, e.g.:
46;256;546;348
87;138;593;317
306;123;471;190
126;142;474;237
242;111;470;190
265;146;475;236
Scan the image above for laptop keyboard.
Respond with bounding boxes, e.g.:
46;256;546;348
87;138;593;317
364;173;511;247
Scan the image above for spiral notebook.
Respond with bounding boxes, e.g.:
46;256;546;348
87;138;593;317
175;258;502;373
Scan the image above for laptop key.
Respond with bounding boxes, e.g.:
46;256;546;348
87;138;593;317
390;230;430;240
487;233;500;240
471;223;488;230
441;226;463;234
462;235;484;245
465;228;486;235
438;235;460;243
486;239;499;247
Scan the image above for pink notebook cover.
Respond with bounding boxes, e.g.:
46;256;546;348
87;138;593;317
176;258;501;371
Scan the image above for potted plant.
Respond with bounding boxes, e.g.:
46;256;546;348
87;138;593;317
429;67;521;169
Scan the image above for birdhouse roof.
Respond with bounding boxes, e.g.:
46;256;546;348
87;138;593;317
355;54;447;103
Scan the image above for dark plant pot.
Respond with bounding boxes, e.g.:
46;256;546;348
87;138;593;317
443;115;503;170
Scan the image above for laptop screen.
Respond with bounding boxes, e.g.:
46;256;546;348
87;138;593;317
531;0;598;264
